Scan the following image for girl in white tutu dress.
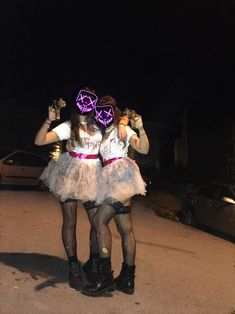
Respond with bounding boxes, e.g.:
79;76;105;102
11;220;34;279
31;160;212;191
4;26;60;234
34;88;129;290
82;95;149;296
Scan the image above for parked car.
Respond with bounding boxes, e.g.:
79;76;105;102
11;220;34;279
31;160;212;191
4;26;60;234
0;149;48;188
177;182;235;238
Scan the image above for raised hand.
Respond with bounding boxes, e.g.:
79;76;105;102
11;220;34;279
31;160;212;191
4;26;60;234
49;98;66;120
132;115;143;130
123;108;143;130
48;106;57;121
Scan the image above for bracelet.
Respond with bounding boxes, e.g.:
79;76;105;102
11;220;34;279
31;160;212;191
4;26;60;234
139;132;146;136
118;123;127;127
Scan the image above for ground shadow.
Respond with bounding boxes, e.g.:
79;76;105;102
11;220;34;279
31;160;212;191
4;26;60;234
0;252;73;291
0;185;43;191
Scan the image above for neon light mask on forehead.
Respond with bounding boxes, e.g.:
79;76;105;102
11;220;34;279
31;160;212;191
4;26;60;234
76;89;98;115
95;104;114;128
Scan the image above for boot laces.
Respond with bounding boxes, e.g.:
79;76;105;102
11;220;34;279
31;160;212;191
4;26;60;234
94;264;112;283
70;262;81;277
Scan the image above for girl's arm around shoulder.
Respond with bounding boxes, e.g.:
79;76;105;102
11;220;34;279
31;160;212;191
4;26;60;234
117;115;129;140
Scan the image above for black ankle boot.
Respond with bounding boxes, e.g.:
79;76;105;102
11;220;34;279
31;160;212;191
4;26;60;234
115;263;136;294
81;258;115;297
69;261;83;290
83;253;99;283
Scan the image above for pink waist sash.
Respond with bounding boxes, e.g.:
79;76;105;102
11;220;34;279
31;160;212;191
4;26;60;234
69;152;99;159
103;157;123;166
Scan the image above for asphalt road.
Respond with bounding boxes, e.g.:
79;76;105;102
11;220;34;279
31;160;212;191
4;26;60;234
0;190;235;314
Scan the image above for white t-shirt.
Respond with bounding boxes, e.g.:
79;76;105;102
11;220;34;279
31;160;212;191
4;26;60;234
52;121;102;154
100;125;136;161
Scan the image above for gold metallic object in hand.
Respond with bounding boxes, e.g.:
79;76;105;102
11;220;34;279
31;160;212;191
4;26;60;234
123;108;140;129
52;98;66;120
123;108;139;120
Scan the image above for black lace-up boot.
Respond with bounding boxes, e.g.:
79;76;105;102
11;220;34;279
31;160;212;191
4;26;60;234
115;263;136;294
81;257;115;296
83;253;99;283
69;261;83;290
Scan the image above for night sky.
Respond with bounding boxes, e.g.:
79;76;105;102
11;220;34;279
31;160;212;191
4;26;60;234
0;1;235;149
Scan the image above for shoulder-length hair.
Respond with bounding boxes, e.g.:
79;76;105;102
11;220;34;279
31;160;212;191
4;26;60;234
69;86;97;146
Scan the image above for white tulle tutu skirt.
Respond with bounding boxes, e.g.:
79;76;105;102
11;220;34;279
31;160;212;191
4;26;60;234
96;157;146;205
40;152;101;202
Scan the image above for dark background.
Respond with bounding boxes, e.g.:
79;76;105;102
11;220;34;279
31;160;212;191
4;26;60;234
0;1;235;166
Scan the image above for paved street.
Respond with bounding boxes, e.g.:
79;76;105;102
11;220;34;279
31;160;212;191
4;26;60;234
0;190;235;314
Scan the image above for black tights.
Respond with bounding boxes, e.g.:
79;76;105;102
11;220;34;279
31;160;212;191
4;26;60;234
86;207;99;255
60;200;99;259
94;202;136;266
60;200;78;258
114;213;136;266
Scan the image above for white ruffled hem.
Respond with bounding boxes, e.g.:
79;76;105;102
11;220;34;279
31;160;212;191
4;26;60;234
96;157;146;204
40;152;102;202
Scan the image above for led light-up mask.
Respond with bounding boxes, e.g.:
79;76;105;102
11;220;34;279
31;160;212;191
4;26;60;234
94;104;114;128
76;89;98;115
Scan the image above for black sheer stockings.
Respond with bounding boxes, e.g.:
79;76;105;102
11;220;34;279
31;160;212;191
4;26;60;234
60;200;78;258
94;203;136;265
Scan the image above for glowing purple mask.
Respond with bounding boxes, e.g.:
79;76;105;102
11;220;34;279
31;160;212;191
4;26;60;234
76;89;98;115
95;104;114;128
